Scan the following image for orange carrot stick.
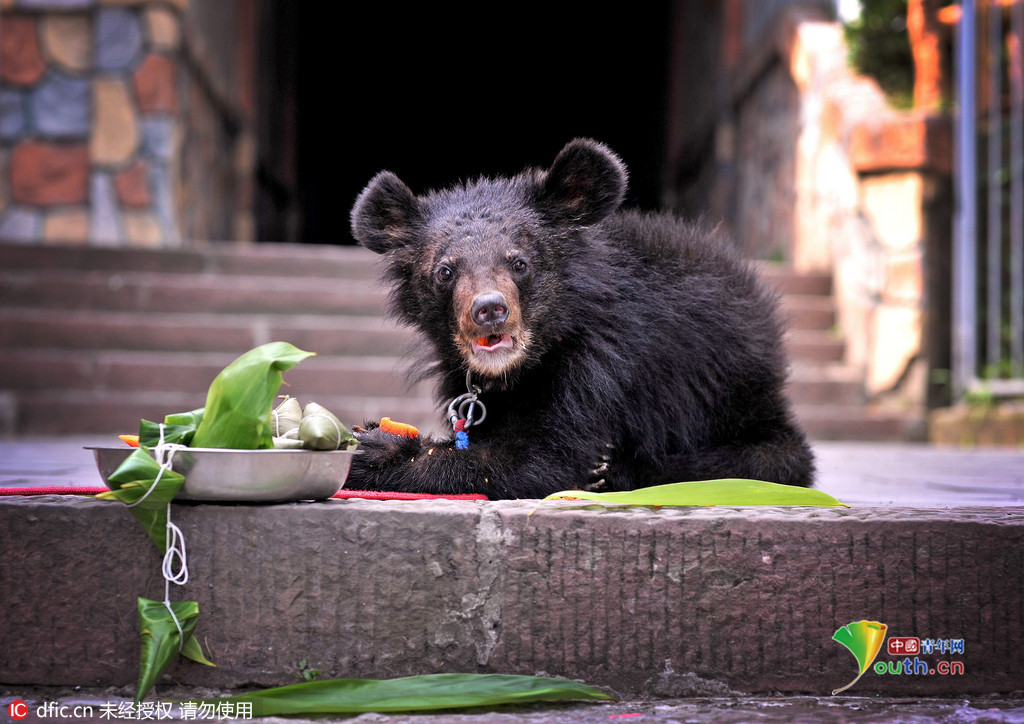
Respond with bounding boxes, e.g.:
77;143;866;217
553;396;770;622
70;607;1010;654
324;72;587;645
119;434;140;447
379;417;419;439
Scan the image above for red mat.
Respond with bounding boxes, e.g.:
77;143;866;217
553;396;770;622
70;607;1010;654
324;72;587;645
0;486;487;501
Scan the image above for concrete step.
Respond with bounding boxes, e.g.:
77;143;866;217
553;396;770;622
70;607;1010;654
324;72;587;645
0;269;387;316
2;495;1020;697
2;243;904;440
0;309;411;357
787;364;865;406
757;263;832;296
0;349;430;398
3;308;839;364
0;241;380;279
778;294;836;331
783;329;845;363
795;404;927;442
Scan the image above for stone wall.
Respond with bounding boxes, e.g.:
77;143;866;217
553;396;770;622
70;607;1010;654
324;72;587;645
722;6;952;412
3;496;1023;696
0;0;253;247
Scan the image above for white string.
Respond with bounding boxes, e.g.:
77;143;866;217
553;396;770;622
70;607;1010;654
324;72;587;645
125;424;189;650
125;424;186;509
163;503;188;652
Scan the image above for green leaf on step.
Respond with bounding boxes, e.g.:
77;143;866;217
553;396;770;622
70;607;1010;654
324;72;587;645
195;674;613;717
543;479;849;507
190;342;315;450
136;598;214;704
96;448;186;552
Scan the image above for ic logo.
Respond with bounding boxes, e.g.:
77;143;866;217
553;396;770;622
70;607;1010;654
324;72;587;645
887;637;920;655
8;700;28;720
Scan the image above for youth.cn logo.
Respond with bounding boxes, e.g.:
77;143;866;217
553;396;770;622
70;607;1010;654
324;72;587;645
831;620;888;695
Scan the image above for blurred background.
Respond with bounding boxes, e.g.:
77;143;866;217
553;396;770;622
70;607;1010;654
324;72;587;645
1;0;1022;446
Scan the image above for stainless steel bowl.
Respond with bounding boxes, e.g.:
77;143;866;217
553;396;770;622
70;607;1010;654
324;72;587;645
86;446;360;502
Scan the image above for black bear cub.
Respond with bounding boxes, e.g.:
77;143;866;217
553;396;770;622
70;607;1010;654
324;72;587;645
347;139;815;498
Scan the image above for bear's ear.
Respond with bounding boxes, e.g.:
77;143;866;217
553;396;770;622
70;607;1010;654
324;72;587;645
537;138;628;226
350;171;423;254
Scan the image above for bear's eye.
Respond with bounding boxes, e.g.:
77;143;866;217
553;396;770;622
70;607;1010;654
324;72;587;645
434;264;454;286
511;258;528;274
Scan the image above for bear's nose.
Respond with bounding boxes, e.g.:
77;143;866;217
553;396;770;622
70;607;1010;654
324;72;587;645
471;292;509;326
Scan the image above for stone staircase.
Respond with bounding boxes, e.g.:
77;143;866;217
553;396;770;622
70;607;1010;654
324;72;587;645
764;266;925;441
0;242;922;440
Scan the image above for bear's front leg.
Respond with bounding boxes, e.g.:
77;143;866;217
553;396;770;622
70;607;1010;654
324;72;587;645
345;427;574;499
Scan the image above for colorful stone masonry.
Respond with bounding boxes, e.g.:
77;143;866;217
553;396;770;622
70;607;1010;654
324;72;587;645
0;0;252;247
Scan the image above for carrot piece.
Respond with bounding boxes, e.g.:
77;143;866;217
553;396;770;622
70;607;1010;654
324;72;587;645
379;417;419;439
119;434;140;447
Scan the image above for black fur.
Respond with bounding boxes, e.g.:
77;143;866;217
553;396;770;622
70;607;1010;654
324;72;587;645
347;139;815;498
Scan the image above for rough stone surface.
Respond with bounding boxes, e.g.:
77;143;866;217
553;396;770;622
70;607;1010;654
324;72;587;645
0;206;42;241
139;116;174;161
143;5;180;49
133;53;178;113
1;15;47;86
0;88;27;140
849;114;952;175
30;70;91;137
860;174;925;253
122;209;161;246
89;171;121;244
868;306;922;394
42;208;90;244
146;161;178;244
734;62;798;263
1;496;1021;698
40;13;92;72
883;250;924;304
90;78;138;165
930;402;1024;447
0;148;6;216
1;690;1022;724
19;0;94;7
113;160;151;207
10;141;89;205
94;7;143;72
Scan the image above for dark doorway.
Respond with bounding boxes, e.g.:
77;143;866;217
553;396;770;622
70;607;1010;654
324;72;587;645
256;5;672;244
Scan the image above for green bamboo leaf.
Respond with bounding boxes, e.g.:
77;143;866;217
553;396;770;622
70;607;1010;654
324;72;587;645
199;674;612;717
191;342;315;450
139;408;204;447
136;598;214;703
180;634;216;667
97;448;186;552
543;479;849;507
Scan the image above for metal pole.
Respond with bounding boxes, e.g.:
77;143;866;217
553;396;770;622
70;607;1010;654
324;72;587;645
1009;0;1024;379
954;0;979;397
986;0;1004;377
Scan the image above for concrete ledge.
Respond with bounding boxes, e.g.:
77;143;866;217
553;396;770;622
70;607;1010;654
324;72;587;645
1;496;1022;698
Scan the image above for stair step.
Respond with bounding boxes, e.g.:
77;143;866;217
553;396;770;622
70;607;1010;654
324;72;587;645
795;404;927;442
757;263;832;296
778;294;836;331
0;269;386;316
0;242;926;441
0;241;380;279
787;364;865;406
0;349;431;399
11;389;442;437
783;329;844;363
0;309;411;356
